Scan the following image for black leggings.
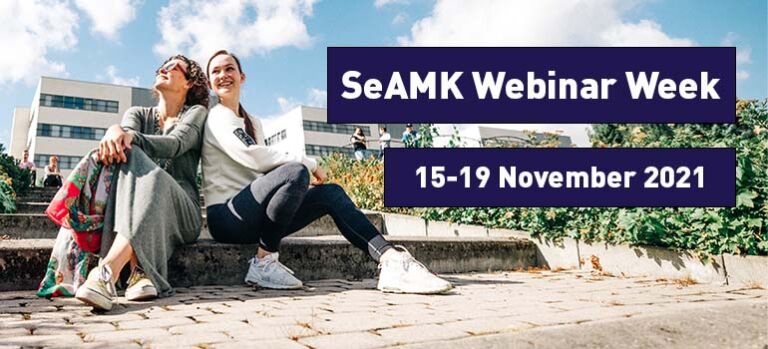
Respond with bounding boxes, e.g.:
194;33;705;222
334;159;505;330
44;175;62;188
207;162;393;261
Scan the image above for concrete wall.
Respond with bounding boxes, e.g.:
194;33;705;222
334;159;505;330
264;106;382;159
9;107;31;158
262;108;306;157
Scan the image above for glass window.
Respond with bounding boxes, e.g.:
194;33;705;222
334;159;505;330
302;121;370;136
36;123;106;140
38;93;119;113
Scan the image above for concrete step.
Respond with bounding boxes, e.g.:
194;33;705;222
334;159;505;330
13;202;209;216
16;194;206;207
13;202;48;214
0;212;384;240
0;236;537;291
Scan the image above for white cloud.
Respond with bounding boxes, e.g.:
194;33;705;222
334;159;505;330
392;13;407;25
277;96;300;113
398;0;694;47
74;0;142;39
307;88;327;107
104;65;140;87
375;0;408;8
736;70;749;81
277;88;327;113
0;0;79;85
154;0;318;64
397;0;696;147
721;32;751;81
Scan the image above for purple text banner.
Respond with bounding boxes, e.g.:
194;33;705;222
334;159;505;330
328;47;736;124
384;148;735;207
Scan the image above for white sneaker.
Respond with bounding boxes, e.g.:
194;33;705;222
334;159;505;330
377;246;453;294
244;253;303;289
75;264;118;311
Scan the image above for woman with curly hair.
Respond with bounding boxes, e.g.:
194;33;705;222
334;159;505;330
74;55;210;310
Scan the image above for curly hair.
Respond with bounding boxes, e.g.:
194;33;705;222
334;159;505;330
157;54;210;108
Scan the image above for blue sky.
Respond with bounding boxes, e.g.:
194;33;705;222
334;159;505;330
0;0;765;148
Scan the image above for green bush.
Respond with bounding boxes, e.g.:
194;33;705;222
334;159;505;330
0;143;33;196
320;153;411;215
0;143;35;213
422;100;768;256
321;100;767;256
0;178;15;214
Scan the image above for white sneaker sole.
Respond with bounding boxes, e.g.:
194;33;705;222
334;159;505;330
75;287;114;311
245;278;303;290
125;286;158;301
377;283;454;295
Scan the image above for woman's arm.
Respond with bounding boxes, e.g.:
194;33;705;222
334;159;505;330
207;110;318;174
127;105;208;159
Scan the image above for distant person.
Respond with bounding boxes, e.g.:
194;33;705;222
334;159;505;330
43;156;62;188
378;127;391;158
18;150;36;187
351;127;367;160
402;124;419;148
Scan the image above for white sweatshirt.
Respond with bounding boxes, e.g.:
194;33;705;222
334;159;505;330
202;104;318;207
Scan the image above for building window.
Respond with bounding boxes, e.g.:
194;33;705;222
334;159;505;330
39;93;119;113
265;129;288;146
302;121;370;136
304;144;354;158
37;123;107;140
34;154;82;170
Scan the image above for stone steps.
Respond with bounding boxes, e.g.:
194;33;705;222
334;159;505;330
13;202;48;214
16;194;207;207
0;236;537;291
4;189;540;293
14;202;210;215
0;212;383;240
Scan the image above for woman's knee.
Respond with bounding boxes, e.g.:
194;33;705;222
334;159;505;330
125;147;154;166
321;183;353;204
280;162;310;187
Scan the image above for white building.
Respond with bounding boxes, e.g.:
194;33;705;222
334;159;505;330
431;124;572;148
259;107;573;159
9;77;573;184
10;77;154;181
262;106;387;159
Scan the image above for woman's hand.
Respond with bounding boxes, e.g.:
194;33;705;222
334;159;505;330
98;125;133;165
311;166;327;186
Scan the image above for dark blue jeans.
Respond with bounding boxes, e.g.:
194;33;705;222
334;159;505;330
207;162;393;261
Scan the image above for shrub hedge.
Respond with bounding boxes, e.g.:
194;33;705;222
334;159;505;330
321;100;767;256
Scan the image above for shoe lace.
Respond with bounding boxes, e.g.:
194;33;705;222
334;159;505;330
401;254;430;273
127;267;146;287
99;265;118;301
259;256;295;275
379;246;431;274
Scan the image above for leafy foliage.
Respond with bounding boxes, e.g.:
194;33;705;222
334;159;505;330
320;153;410;214
423;100;768;256
321;100;768;256
0;144;33;195
0;143;26;213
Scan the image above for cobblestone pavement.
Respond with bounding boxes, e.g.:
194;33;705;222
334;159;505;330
0;270;765;349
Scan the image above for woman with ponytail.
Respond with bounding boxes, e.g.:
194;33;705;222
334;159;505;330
203;50;452;294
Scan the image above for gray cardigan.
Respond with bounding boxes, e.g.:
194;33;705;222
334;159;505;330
121;105;208;205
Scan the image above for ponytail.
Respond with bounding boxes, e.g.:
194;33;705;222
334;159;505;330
239;103;256;141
